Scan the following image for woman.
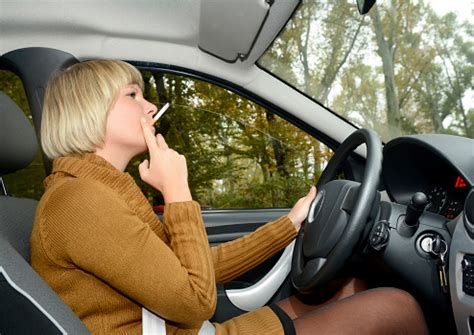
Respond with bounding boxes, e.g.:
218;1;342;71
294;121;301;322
31;60;427;334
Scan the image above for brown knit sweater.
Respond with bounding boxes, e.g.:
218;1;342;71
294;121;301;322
30;153;297;334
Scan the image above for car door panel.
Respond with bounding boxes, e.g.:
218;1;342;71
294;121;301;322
202;208;290;245
202;209;290;286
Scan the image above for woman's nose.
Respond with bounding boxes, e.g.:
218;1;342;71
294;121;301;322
146;100;158;115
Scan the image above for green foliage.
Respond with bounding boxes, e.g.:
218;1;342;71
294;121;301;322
130;71;332;208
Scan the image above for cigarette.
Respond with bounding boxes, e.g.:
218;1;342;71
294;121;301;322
153;102;170;122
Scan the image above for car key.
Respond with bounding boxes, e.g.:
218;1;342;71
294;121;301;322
431;234;442;254
437;240;448;294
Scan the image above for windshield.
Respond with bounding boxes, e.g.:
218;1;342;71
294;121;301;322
258;0;473;141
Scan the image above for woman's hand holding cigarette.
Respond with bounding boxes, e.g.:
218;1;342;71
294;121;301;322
138;116;192;203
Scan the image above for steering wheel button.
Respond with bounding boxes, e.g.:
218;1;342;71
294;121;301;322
369;221;389;251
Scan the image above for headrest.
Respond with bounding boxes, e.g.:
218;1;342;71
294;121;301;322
0;92;38;175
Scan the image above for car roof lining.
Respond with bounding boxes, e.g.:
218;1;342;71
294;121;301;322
0;0;299;66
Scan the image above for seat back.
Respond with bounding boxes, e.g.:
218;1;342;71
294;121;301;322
0;91;90;334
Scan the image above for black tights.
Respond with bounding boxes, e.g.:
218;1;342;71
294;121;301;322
277;279;428;335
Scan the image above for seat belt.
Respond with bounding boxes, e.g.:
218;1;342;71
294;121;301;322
142;308;215;335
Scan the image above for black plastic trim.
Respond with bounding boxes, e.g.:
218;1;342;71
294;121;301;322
211;284;247;322
0;274;62;334
383;135;473;205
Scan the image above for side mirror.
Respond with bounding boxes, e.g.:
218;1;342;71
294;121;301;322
356;0;376;14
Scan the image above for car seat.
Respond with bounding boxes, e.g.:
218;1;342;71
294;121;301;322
0;91;90;334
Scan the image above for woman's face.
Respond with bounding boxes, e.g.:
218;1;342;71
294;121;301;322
103;84;157;155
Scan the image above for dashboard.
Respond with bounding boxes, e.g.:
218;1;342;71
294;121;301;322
377;134;473;334
382;134;472;220
424;178;467;219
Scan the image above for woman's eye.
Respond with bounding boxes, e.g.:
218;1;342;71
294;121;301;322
127;92;137;98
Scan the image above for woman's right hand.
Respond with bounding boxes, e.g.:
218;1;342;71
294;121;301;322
287;186;317;232
138;117;192;203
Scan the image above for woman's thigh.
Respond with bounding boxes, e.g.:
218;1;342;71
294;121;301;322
276;278;367;320
293;287;428;335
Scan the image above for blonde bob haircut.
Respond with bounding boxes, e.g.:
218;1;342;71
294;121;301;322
41;59;144;159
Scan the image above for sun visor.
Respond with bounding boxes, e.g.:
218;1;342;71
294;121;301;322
198;0;271;63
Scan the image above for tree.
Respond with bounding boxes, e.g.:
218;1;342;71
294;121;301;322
260;0;366;105
429;12;473;137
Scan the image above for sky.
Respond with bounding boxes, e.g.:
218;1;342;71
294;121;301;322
430;0;473;23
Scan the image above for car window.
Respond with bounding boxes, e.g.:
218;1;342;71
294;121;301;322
128;70;333;209
0;70;45;200
258;0;473;141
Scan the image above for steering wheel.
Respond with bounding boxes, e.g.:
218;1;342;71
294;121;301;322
291;128;382;294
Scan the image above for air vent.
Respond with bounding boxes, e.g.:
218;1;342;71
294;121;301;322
464;191;474;238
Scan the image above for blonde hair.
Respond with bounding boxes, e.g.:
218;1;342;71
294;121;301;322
41;59;144;159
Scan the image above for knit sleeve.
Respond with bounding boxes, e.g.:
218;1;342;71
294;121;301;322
147;215;170;245
40;179;216;327
210;216;297;283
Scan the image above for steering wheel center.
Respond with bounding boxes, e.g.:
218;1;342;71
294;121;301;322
303;181;360;259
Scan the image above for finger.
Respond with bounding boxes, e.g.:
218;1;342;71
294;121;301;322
156;133;169;149
306;186;317;201
148;115;158;127
138;159;150;179
141;118;159;153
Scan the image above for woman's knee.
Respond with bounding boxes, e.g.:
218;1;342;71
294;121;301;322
369;287;422;312
293;287;428;335
365;287;428;334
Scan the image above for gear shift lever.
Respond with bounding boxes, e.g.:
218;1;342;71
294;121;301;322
398;192;427;237
405;192;428;226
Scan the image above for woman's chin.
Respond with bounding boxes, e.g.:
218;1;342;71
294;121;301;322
134;143;148;156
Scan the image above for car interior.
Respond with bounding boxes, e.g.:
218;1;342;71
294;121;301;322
0;0;473;334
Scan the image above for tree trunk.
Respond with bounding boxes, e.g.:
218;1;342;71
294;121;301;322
297;7;312;95
314;17;364;104
423;79;444;133
370;6;402;138
265;112;288;177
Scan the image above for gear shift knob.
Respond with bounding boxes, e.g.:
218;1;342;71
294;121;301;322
405;192;428;226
